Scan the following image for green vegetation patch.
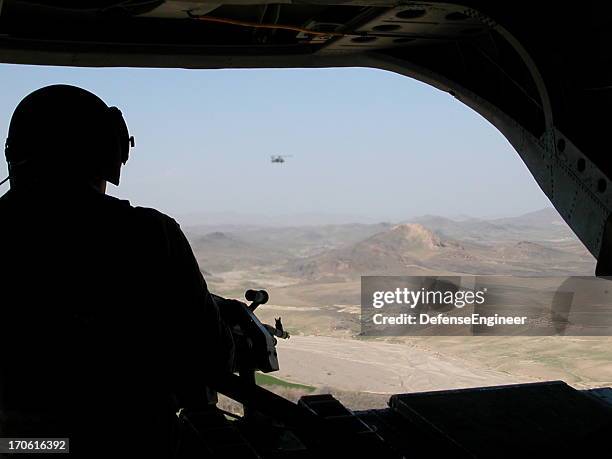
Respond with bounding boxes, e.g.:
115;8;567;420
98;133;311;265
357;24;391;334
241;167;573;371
255;373;315;392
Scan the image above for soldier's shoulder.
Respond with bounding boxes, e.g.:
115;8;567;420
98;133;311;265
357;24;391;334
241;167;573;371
101;194;178;226
105;197;187;249
129;204;184;239
132;205;179;227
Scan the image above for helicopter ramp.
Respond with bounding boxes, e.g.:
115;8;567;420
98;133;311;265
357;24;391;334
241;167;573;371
354;381;612;458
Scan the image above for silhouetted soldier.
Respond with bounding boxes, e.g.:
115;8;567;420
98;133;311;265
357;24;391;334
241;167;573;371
0;85;234;457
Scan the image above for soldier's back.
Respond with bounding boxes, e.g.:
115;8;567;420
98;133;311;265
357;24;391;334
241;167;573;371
0;186;182;457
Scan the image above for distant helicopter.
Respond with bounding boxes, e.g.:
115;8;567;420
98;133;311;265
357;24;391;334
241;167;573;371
271;155;292;164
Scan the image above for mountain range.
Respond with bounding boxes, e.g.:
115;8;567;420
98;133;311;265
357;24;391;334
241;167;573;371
184;208;594;278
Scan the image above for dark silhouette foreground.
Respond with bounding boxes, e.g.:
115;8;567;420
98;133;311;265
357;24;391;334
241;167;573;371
0;85;233;458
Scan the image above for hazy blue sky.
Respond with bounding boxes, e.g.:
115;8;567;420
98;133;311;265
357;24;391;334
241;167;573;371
0;64;551;225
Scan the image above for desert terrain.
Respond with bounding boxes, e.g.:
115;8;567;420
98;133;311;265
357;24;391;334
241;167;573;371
184;208;612;408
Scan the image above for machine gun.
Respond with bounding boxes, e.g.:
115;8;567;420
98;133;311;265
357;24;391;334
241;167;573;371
177;289;400;458
211;289;290;400
176;289;312;456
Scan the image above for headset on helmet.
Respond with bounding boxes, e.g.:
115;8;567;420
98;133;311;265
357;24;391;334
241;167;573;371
3;84;134;187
